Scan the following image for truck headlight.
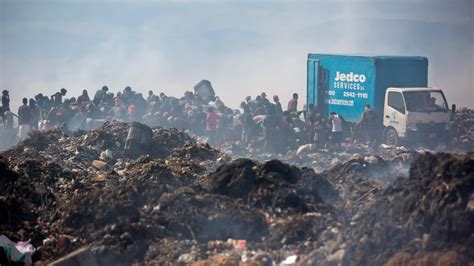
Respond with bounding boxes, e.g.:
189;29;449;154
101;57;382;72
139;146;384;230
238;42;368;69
407;122;417;131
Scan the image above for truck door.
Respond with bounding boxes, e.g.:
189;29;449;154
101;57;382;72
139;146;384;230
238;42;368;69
384;91;407;138
307;60;319;108
307;60;328;116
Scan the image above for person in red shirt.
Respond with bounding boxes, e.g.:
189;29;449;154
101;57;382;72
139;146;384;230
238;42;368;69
287;93;298;112
206;107;221;146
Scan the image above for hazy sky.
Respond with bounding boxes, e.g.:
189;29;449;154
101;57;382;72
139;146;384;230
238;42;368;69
1;0;473;111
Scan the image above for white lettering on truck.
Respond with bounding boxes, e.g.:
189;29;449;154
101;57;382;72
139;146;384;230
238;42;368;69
335;71;366;83
333;71;366;92
328;71;368;106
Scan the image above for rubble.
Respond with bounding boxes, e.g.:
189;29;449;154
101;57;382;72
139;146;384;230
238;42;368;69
1;121;473;265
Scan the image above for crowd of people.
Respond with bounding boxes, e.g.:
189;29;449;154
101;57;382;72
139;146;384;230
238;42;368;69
0;86;380;153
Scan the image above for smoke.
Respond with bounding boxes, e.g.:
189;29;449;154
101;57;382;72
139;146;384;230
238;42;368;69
0;0;472;114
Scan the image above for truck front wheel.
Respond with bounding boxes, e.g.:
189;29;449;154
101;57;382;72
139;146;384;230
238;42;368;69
385;128;399;146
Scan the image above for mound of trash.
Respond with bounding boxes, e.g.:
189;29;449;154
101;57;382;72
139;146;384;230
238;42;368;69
0;122;341;265
201;158;338;212
342;152;474;265
453;108;474;150
1;121;472;265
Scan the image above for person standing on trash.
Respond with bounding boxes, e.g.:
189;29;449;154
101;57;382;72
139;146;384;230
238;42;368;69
252;95;265;116
146;90;155;104
108;97;128;121
122;86;134;106
217;106;233;143
260;92;272;112
29;98;40;130
262;104;278;153
205;106;221;147
329;111;344;149
361;104;379;151
308;104;318;122
1;90;10;122
77;89;91;105
3;110;17;129
51;88;67;107
245;96;251;104
2;90;10;112
17;98;32;140
313;113;329;149
240;102;255;145
57;99;75;127
93;86;109;106
273;95;283;115
287;93;298;112
35;93;51;120
104;92;115;109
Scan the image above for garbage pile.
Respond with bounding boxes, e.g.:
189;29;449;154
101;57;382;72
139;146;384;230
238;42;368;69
0;122;340;264
1;121;473;265
453;108;474;150
338;152;474;265
0;122;218;264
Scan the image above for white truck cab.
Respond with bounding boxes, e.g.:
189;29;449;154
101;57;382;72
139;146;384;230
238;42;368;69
383;87;451;146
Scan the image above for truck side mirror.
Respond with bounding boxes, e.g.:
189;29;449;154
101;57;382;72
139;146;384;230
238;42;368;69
451;104;456;113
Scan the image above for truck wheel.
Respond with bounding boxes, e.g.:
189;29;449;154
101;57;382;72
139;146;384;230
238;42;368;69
385;128;399;146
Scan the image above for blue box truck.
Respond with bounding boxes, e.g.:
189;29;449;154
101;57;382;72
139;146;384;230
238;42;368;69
307;54;451;146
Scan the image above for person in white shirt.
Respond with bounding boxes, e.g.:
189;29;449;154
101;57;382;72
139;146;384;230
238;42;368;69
330;111;343;148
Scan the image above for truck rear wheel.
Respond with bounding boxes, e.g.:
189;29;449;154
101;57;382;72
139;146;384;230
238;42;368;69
385;128;399;146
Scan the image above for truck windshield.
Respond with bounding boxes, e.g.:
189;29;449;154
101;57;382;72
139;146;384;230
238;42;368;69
403;91;448;112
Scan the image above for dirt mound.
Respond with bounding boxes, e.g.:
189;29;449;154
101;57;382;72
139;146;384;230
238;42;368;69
343;152;474;265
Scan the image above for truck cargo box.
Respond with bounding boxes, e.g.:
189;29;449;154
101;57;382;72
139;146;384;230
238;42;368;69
307;54;428;121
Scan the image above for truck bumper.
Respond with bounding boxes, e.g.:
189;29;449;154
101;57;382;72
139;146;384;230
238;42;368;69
405;123;449;145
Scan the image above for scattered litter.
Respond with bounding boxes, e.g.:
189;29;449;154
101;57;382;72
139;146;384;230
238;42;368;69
280;254;298;265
